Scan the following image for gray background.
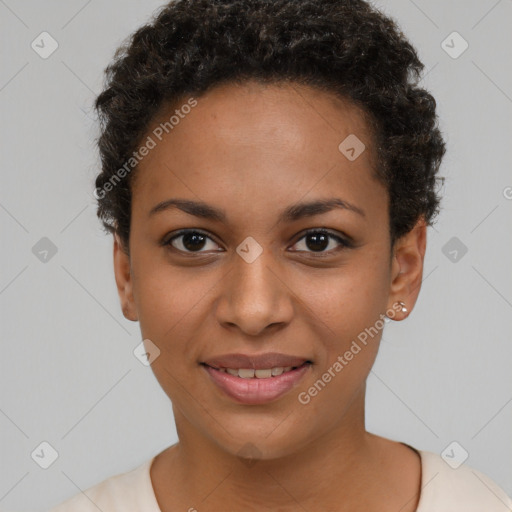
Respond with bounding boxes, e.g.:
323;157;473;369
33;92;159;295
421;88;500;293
0;0;511;510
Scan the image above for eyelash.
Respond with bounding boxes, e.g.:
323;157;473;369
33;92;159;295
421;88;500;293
162;228;352;256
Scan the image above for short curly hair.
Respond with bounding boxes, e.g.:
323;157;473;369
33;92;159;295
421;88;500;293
93;0;446;255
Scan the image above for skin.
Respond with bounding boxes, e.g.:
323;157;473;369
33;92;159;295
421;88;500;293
113;80;427;511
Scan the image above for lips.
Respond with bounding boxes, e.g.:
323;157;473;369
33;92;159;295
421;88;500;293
202;352;311;370
201;352;312;404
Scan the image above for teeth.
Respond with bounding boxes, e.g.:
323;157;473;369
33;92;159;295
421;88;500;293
255;368;272;378
218;365;302;378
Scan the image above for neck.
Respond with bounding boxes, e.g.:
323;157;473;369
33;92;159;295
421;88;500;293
153;385;393;511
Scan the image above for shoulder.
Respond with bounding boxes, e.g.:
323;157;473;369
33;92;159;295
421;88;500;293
49;457;160;512
417;449;512;512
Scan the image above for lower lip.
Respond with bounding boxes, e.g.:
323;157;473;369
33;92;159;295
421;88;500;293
202;363;311;405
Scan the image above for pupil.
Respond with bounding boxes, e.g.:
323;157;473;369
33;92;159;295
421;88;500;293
183;232;206;251
306;233;328;251
180;232;330;252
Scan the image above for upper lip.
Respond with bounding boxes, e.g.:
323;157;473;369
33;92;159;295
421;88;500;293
202;352;311;370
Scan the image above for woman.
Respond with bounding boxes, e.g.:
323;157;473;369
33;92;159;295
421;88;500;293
51;0;512;510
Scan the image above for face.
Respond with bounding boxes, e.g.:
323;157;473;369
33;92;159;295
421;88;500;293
113;80;426;460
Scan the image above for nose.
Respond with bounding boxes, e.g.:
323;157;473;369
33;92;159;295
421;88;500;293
215;248;294;337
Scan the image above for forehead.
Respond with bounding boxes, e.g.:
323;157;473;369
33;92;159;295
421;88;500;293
148;79;375;157
132;80;386;224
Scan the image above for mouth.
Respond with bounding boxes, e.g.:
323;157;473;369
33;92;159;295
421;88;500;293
200;359;312;405
201;362;311;379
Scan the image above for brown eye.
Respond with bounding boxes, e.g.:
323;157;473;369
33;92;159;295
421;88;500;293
164;230;221;253
290;229;350;254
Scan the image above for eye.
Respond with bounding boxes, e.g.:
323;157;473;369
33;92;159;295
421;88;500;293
289;229;351;255
163;229;222;253
163;228;352;256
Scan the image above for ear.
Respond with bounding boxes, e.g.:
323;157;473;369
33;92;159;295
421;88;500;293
113;233;138;322
386;216;427;321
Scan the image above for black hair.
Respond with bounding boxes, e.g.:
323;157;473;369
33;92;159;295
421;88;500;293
94;0;446;255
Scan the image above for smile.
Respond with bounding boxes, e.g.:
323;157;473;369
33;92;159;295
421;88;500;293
210;365;300;378
201;361;311;404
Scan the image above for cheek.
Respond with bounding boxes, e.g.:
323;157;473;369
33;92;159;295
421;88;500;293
133;271;210;406
132;263;213;358
297;261;389;342
293;263;389;404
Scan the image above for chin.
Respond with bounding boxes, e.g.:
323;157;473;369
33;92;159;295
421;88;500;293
209;420;315;463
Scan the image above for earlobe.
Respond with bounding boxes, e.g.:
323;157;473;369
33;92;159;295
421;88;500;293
386;217;427;321
113;233;138;322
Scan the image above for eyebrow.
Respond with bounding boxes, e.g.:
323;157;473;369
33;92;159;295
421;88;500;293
148;197;366;222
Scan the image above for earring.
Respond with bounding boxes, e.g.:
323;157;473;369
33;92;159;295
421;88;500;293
398;301;408;313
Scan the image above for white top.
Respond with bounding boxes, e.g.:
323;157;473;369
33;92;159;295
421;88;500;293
49;448;512;511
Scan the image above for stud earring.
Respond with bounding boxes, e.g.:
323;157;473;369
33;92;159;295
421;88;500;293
398;301;408;313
